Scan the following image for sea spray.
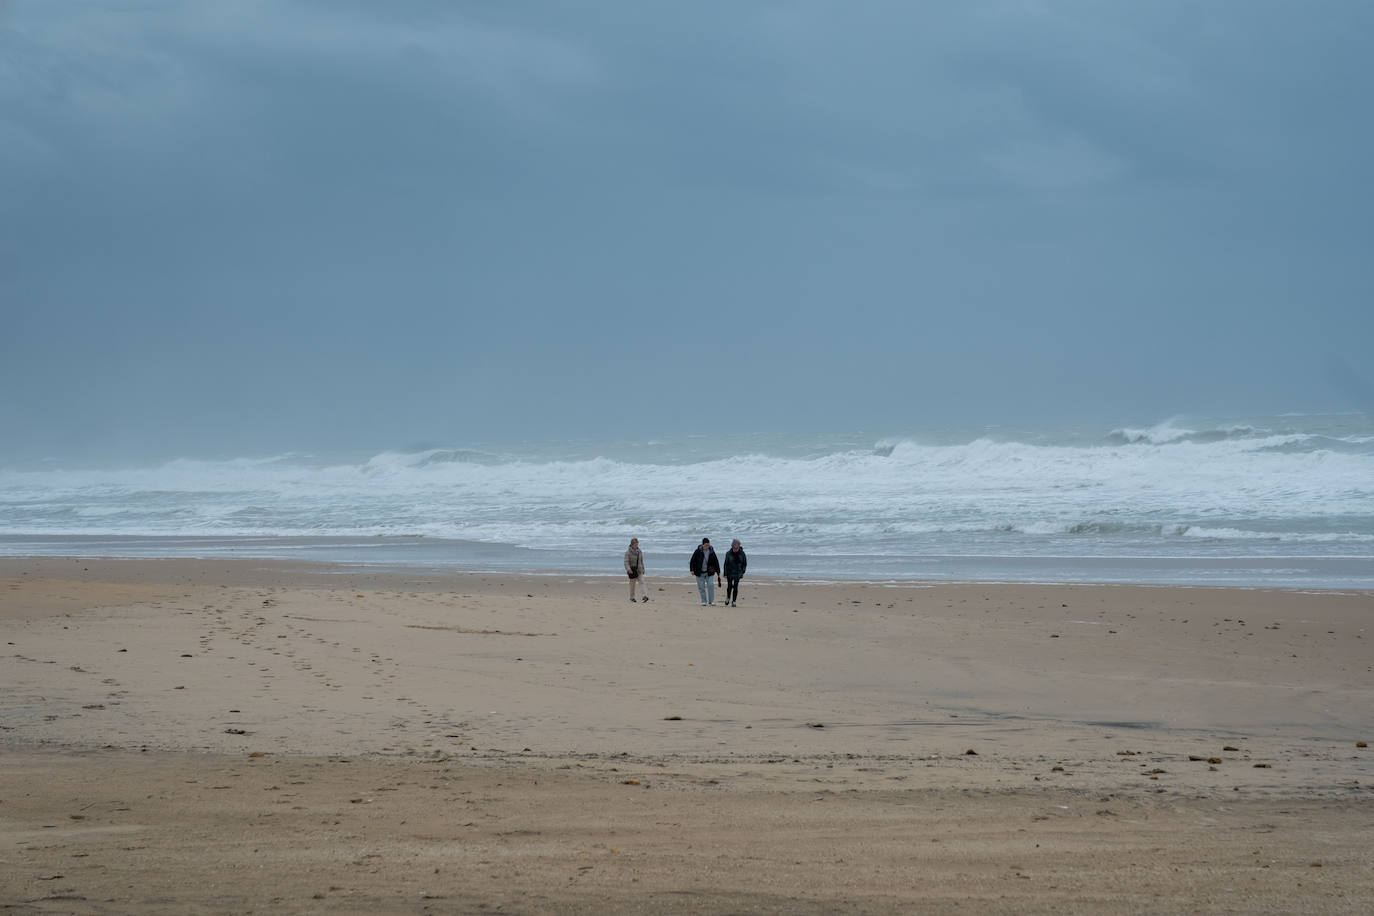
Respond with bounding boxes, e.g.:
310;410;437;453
2;413;1371;587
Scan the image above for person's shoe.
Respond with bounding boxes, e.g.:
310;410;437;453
700;602;707;606
630;599;638;604
641;596;649;603
731;601;736;607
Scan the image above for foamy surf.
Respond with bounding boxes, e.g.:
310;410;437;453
2;413;1370;587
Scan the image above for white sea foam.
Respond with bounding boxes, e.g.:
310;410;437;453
1108;420;1196;444
1178;526;1374;543
2;415;1371;574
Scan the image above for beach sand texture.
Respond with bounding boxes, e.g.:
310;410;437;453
3;558;1372;913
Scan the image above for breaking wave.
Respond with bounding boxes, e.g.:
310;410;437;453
2;414;1371;564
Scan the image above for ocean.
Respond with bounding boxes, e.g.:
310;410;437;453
2;413;1371;589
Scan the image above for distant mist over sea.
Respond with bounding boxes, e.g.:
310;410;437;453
3;414;1371;589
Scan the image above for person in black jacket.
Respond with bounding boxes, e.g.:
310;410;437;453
722;538;747;607
688;537;721;606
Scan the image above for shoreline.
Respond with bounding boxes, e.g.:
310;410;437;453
3;534;1373;589
4;556;1372;912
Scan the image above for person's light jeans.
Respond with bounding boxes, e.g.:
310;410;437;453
695;574;715;605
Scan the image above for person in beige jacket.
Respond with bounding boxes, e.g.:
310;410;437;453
624;538;649;603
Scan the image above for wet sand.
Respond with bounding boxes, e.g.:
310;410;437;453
2;557;1372;913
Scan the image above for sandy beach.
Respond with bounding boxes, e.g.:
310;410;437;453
3;557;1372;913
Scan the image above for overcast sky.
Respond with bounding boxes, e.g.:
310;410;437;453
2;1;1371;462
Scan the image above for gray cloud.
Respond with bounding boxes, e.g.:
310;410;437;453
2;1;1370;462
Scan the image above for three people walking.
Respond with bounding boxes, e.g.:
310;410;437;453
623;536;749;607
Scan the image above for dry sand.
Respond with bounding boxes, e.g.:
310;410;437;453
2;557;1372;913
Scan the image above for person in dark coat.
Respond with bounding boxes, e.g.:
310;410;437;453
722;538;747;607
688;537;721;606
